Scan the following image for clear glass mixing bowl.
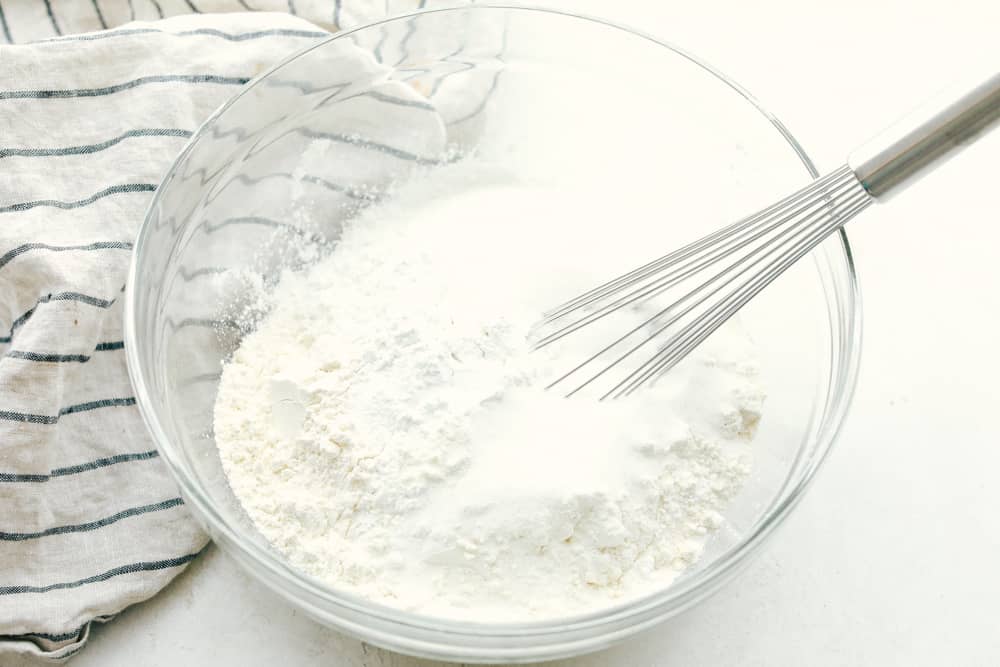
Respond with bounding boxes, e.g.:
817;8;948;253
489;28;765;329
124;6;861;663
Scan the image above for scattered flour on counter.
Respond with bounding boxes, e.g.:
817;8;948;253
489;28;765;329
213;162;765;621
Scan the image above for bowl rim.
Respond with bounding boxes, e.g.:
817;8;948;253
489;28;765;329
124;1;862;649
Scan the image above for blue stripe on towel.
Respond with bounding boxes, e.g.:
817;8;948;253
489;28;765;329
41;0;61;35
0;183;156;214
0;0;12;43
35;27;326;45
6;351;91;363
26;624;87;642
1;128;192;159
0;450;160;484
0;242;132;271
0;498;183;540
0;397;136;425
0;549;204;594
0;291;116;343
0;74;249;100
90;0;107;29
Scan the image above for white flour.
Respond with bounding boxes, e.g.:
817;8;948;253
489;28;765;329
214;162;764;620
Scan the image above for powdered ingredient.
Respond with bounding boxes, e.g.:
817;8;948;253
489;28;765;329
213;163;764;620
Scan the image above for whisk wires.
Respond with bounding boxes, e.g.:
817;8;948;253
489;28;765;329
534;166;872;399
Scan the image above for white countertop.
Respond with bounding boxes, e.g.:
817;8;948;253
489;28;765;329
14;0;1000;664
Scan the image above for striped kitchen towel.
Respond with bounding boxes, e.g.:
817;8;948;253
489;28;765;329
0;0;489;660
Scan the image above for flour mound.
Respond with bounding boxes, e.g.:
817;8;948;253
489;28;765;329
214;163;763;621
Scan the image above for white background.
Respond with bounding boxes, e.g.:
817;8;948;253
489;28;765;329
14;0;1000;664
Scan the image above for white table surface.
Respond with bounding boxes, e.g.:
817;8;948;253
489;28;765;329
13;0;1000;664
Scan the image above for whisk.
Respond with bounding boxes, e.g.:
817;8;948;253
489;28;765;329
535;71;1000;400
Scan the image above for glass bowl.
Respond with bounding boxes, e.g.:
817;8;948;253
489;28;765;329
124;6;861;663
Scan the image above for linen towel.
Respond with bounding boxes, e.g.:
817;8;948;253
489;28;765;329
0;0;480;660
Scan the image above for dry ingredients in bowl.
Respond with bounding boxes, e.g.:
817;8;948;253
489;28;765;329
214;162;764;621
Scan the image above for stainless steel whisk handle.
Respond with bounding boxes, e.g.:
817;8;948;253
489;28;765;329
848;70;1000;200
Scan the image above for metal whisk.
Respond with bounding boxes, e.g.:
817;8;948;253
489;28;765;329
536;71;1000;400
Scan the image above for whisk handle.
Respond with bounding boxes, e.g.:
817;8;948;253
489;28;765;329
848;70;1000;200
